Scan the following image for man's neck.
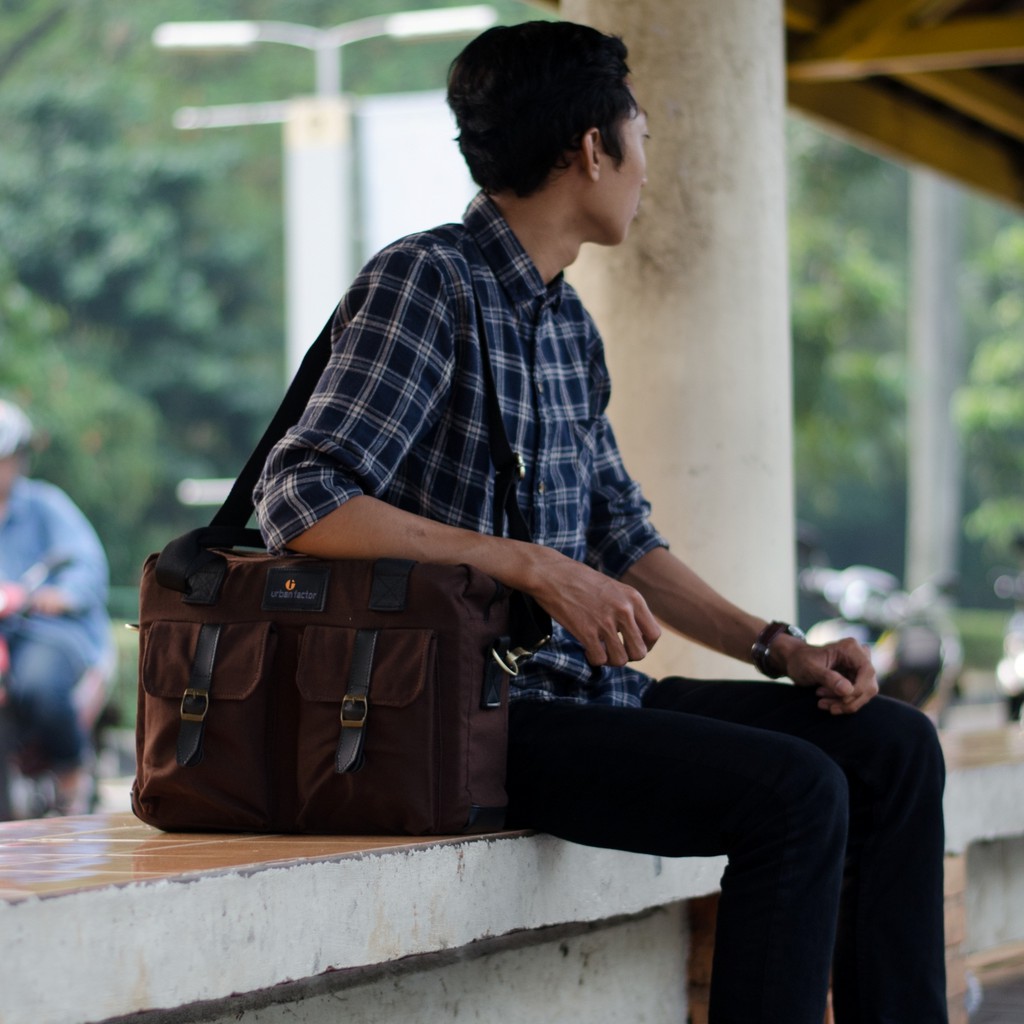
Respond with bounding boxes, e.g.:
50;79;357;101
489;187;585;286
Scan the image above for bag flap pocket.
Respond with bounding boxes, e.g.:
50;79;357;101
141;620;273;701
297;626;433;708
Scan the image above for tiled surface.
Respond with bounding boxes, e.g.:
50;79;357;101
940;726;1024;772
0;811;458;904
0;726;1020;906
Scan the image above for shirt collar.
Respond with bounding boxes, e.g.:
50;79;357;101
463;192;565;316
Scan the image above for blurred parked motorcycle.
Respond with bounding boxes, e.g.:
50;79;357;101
799;563;963;722
993;565;1024;723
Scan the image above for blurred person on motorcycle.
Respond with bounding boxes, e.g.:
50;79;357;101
0;399;112;814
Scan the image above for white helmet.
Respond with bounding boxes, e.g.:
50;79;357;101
0;400;34;459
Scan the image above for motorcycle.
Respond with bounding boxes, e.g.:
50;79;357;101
0;555;114;820
799;563;963;722
993;567;1024;723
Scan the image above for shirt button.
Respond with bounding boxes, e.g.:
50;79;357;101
536;380;544;394
537;482;545;494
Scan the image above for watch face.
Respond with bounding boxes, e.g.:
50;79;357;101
787;624;807;641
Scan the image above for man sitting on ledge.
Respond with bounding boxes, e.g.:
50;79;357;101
255;20;948;1024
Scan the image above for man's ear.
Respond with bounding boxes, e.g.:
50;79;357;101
579;127;602;181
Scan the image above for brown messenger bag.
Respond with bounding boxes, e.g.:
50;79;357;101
131;295;549;834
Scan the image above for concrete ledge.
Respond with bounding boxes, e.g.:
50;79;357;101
0;822;725;1024
939;726;1024;1003
941;728;1024;854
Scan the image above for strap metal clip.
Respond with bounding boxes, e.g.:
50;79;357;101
490;635;550;677
340;694;369;727
180;688;210;723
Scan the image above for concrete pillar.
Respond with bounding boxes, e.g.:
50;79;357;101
906;169;964;592
563;0;794;678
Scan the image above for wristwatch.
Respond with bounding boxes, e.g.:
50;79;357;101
751;620;806;679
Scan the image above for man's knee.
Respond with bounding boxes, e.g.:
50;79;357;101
731;744;849;875
802;748;850;832
758;741;849;850
861;697;945;787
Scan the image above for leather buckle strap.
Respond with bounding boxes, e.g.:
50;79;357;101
335;629;378;774
177;622;222;767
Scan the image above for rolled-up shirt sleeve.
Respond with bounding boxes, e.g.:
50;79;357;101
586;413;668;578
580;320;668;578
255;244;458;552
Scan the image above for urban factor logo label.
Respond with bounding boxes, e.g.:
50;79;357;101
262;567;330;612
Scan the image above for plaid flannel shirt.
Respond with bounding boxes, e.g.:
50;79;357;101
255;193;667;705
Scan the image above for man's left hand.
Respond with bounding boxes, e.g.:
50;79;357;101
782;637;880;714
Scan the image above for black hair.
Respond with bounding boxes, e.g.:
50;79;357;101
447;21;637;198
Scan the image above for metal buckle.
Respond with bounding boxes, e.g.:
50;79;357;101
340;694;368;727
490;635;551;677
180;688;209;722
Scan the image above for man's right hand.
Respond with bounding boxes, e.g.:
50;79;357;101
524;550;661;667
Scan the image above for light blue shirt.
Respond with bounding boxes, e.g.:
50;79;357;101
0;476;111;668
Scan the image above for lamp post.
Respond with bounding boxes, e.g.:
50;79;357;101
154;7;496;378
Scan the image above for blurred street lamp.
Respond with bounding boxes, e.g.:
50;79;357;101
153;7;496;377
153;9;497;97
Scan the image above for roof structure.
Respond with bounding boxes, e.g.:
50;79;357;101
539;2;1024;208
786;0;1024;208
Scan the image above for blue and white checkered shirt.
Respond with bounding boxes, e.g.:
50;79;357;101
255;192;667;705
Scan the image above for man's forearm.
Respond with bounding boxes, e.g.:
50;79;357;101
621;546;771;664
287;494;548;594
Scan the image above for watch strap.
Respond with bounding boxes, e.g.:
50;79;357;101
751;620;804;679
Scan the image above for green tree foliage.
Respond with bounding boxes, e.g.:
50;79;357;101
956;216;1024;556
788;117;1024;605
4;0;1021;614
788;118;910;574
0;260;159;585
0;0;540;588
0;1;286;583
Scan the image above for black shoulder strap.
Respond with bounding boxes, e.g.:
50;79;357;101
154;312;337;595
211;314;336;530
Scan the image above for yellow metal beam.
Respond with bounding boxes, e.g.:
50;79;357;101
788;78;1024;207
912;0;976;23
784;0;975;37
788;0;936;62
785;0;828;33
898;69;1024;145
790;15;1024;80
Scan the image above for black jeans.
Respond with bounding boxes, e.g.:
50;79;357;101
506;679;947;1024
